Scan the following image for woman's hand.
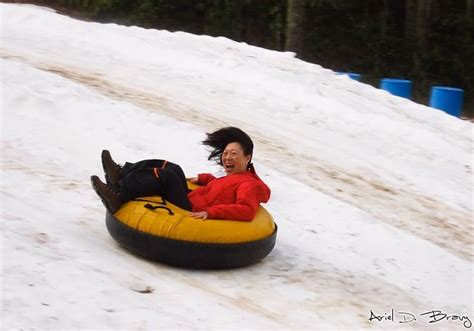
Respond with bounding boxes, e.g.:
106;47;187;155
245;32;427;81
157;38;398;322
189;211;208;220
186;177;199;184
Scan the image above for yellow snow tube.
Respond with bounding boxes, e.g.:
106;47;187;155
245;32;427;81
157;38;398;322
114;197;275;243
105;183;277;269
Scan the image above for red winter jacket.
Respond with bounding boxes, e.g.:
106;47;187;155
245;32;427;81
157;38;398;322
187;171;271;221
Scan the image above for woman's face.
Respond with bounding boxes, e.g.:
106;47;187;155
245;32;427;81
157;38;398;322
221;142;251;175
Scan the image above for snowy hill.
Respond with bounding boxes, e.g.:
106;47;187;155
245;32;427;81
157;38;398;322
1;4;472;329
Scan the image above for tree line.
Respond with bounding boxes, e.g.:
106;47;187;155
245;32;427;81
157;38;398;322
6;0;473;116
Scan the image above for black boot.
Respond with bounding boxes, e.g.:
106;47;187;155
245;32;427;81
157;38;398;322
91;175;123;213
101;150;122;190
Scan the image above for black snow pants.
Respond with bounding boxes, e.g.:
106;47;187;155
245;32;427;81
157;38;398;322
119;159;192;211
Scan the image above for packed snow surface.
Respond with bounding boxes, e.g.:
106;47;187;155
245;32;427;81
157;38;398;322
1;3;472;329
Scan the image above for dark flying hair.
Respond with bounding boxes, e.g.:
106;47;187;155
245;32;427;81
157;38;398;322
203;127;254;166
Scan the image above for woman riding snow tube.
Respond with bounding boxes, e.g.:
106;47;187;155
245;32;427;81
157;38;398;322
91;127;277;269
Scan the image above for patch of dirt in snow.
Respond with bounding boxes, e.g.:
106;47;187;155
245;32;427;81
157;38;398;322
2;52;472;261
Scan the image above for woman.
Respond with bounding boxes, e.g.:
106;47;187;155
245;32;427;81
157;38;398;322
91;127;270;221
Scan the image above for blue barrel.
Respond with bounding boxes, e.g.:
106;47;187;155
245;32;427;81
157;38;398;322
336;72;362;81
429;86;464;117
380;78;412;99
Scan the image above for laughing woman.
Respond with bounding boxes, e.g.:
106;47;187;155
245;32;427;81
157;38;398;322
91;127;271;221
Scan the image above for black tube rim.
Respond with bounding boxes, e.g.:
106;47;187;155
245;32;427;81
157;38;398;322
105;211;277;269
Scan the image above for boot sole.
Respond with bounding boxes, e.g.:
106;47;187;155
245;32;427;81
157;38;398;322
101;150;120;190
101;151;112;185
91;176;119;214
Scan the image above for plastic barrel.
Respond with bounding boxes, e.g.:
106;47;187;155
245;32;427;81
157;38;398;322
429;86;464;117
380;78;412;99
336;72;361;81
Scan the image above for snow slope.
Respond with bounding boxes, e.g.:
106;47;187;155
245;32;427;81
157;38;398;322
1;4;472;329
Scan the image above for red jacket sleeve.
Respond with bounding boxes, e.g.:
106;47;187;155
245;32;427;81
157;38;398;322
197;173;216;185
205;181;265;222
